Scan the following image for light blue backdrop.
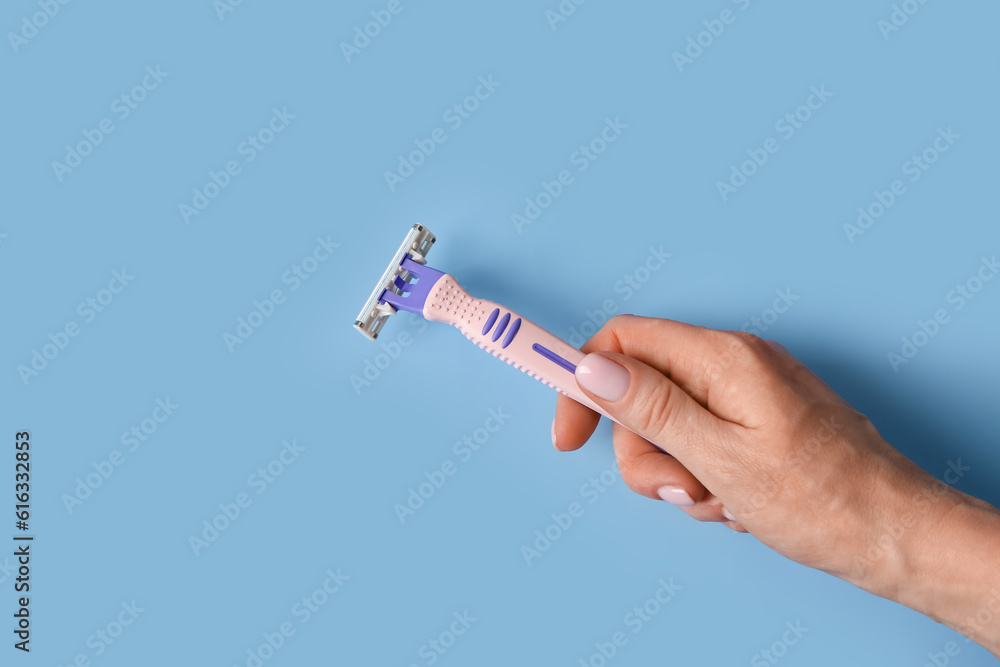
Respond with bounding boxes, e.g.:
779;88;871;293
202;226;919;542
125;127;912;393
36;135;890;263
3;0;998;664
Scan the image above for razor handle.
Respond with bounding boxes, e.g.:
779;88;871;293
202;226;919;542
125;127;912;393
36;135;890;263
422;274;614;420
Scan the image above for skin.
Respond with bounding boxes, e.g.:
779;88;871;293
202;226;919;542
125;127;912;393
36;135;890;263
553;315;1000;656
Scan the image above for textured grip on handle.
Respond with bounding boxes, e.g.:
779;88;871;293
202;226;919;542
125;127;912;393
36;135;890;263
423;275;612;419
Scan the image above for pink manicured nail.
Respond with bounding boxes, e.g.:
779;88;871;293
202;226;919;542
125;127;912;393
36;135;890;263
722;507;736;522
551;420;558;450
576;353;630;402
657;485;695;507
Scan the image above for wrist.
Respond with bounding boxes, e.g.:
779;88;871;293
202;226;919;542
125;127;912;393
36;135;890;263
903;496;1000;655
852;469;1000;655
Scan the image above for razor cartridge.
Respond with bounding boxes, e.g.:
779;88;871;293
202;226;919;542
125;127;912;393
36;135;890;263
354;224;614;419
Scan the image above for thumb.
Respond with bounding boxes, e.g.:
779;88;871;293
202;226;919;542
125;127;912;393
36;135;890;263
574;351;721;458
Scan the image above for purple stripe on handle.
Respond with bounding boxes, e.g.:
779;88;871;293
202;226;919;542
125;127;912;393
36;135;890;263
501;318;521;349
482;308;500;336
492;312;511;342
532;343;577;374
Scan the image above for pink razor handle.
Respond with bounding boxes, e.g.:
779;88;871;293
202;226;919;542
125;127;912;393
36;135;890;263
355;226;617;424
421;273;614;421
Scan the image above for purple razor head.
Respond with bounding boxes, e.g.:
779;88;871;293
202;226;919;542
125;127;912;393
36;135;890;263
379;255;445;315
354;224;443;340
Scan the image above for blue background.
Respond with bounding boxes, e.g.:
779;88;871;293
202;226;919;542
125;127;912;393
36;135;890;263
3;0;999;664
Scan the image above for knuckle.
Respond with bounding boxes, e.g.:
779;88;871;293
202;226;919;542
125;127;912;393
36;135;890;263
613;451;643;494
721;330;772;370
605;313;638;338
764;339;789;355
607;314;637;328
621;472;645;496
583;314;637;351
855;413;880;437
616;449;673;498
724;330;765;354
613;446;633;477
633;382;677;438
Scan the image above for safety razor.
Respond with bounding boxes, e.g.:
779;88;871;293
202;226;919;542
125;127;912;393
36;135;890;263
354;224;612;419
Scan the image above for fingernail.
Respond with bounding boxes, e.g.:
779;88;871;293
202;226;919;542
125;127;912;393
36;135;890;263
657;485;695;507
576;353;630;402
551;420;559;450
722;507;736;522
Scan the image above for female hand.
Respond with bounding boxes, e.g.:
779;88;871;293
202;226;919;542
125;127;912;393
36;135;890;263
553;315;1000;655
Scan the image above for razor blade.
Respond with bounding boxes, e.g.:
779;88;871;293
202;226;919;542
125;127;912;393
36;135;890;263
353;224;437;340
353;224;616;422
